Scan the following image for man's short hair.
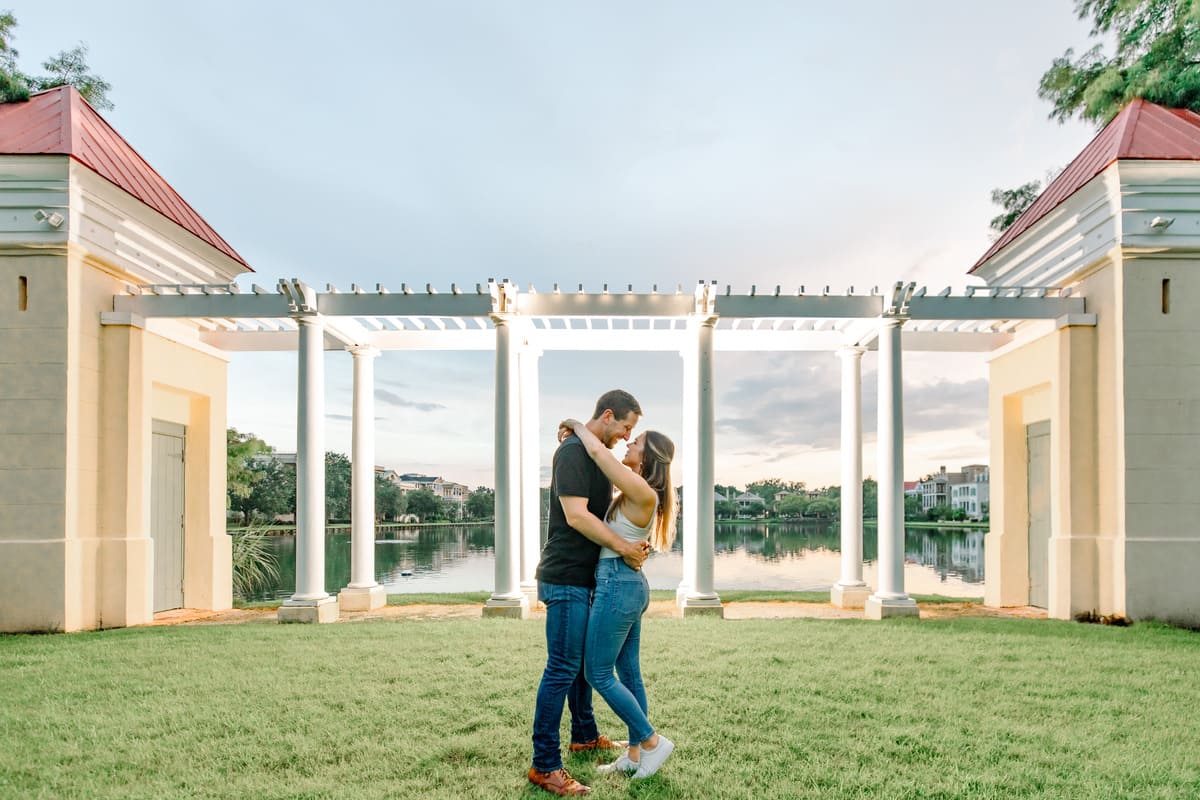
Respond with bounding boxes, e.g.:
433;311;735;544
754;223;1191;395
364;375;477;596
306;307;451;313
592;389;642;421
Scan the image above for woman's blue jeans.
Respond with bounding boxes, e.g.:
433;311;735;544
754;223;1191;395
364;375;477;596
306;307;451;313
531;582;599;773
584;557;654;745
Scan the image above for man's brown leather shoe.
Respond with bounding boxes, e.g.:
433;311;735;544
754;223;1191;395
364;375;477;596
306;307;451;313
527;767;591;796
568;734;625;752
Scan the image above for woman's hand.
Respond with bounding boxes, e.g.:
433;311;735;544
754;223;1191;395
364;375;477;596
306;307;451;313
557;418;583;442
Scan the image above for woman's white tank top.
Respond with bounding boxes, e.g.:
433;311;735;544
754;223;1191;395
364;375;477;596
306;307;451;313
598;501;657;560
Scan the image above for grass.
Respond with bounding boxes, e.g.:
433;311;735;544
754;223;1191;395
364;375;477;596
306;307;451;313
2;616;1199;799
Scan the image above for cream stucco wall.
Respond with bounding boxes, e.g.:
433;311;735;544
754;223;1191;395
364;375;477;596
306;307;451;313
987;261;1120;620
1120;255;1200;625
1;241;233;632
0;250;71;631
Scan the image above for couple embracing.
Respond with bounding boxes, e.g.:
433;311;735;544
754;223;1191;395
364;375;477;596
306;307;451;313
527;389;677;796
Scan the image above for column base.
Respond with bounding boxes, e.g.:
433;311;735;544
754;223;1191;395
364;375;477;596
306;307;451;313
520;582;539;608
864;594;920;620
278;596;340;624
831;583;872;609
677;592;725;618
337;585;387;612
483;594;530;619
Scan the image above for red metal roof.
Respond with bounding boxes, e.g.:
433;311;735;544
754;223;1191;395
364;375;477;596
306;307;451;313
0;86;250;271
972;99;1200;273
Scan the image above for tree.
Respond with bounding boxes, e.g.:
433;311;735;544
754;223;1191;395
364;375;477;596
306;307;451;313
0;14;112;109
776;494;808;518
864;474;883;520
715;500;738;520
465;487;495;520
805;497;839;520
375;475;406;521
324;452;352;522
1039;0;1200;126
243;458;295;524
989;180;1043;235
405;489;444;521
227;428;269;510
904;493;924;521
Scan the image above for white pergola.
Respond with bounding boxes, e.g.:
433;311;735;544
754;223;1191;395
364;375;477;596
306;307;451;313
107;279;1090;620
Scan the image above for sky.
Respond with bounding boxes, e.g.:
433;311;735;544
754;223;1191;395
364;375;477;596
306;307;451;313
9;1;1102;488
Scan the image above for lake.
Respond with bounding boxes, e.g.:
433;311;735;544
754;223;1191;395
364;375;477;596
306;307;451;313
241;522;985;602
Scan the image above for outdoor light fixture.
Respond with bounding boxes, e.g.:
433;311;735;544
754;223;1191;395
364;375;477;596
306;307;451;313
1149;215;1175;229
34;209;65;228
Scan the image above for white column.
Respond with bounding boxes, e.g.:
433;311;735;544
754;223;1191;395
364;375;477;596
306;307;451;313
339;345;386;612
678;343;698;603
866;318;919;619
832;345;872;609
678;316;723;616
518;344;542;600
280;315;338;623
484;315;529;618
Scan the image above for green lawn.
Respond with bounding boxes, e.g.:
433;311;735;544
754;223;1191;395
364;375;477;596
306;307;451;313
1;616;1197;799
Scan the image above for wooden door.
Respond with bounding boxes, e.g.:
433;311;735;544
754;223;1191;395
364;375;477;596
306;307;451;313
151;421;186;612
1026;421;1051;608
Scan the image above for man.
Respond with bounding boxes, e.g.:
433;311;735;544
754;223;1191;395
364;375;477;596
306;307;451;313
527;389;651;797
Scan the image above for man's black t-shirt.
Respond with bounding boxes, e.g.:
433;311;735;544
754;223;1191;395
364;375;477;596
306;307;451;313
535;434;612;588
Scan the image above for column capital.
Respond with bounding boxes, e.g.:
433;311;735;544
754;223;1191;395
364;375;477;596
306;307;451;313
489;312;514;327
346;344;380;358
688;313;719;329
294;314;324;328
836;345;866;360
878;316;905;330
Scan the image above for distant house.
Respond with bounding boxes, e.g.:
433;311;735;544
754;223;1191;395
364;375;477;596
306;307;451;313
389;473;471;517
951;465;990;521
914;465;990;519
733;491;767;517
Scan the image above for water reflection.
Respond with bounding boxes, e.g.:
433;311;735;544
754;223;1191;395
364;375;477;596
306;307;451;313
244;523;985;601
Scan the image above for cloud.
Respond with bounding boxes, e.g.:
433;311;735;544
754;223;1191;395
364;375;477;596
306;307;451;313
374;388;447;412
715;353;988;452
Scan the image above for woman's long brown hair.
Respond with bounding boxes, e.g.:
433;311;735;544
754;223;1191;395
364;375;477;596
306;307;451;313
607;431;676;551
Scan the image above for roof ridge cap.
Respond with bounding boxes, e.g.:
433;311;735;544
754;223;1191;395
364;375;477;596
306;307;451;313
1116;98;1145;156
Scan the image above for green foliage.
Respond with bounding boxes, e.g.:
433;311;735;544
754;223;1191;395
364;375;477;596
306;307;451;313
860;477;877;517
1039;0;1200;125
225;428;269;505
324;452;352;521
989;180;1044;235
714;499;739;520
405;488;444;521
804;496;839;519
230;456;295;525
464;486;494;520
776;493;808;518
375;475;406;521
229;528;280;600
29;43;113;110
744;478;804;505
0;13;112;109
905;492;925;521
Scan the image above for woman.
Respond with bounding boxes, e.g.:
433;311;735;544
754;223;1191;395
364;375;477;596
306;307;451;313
560;418;677;780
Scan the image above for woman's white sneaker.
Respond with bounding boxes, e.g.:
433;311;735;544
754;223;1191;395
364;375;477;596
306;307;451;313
632;736;674;779
596;752;638;774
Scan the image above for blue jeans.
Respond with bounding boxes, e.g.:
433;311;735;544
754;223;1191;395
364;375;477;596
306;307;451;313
584;558;653;745
531;582;599;772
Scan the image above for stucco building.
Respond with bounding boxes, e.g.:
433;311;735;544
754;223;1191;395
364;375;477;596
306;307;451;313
976;100;1200;624
0;88;248;631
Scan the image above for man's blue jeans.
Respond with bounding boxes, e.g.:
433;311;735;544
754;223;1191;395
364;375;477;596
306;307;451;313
583;557;653;745
531;582;599;772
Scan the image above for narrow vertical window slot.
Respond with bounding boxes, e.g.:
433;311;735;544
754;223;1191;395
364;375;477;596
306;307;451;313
18;275;27;311
1162;278;1170;314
